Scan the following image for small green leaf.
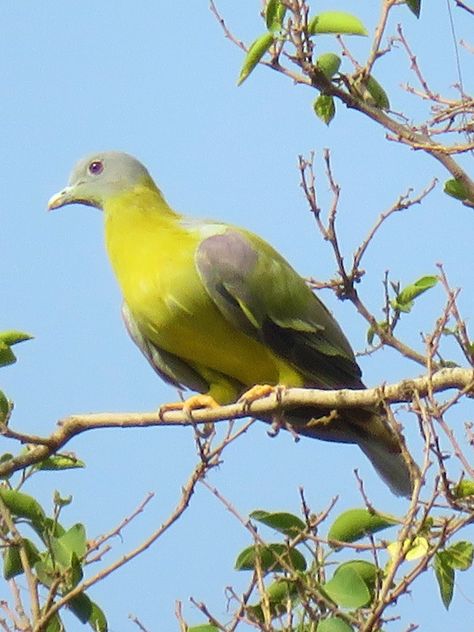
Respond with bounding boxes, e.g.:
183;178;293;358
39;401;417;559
366;321;389;345
318;617;354;632
68;593;108;631
316;53;341;79
365;76;390;109
44;613;63;632
42;517;66;538
60;524;87;558
350;75;390;109
69;552;84;588
434;552;454;609
50;524;87;569
444;178;472;202
323;565;371;608
188;626;220;632
0;391;10;423
237;32;274;86
392;275;438;313
37;454;85;471
0;330;33;346
0;488;46;527
308;12;368;36
35;556;57;588
443;541;474;571
406;0;421;17
313;94;335;125
265;0;287;32
3;539;40;579
250;510;306;536
454;479;474;498
335;560;379;592
53;490;73;507
247;579;298;621
235;543;306;572
0;342;16;368
328;508;397;546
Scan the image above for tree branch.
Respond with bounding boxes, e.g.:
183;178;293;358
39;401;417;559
0;368;472;478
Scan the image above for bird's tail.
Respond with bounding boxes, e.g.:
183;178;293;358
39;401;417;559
287;407;418;497
354;410;418;497
356;434;414;497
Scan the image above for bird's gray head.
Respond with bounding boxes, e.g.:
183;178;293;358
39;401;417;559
48;151;156;211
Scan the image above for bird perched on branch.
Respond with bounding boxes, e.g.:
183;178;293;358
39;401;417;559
48;151;415;496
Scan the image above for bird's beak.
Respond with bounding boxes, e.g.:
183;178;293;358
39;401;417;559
47;186;76;211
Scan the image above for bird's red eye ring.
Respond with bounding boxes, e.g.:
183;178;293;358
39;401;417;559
88;160;104;176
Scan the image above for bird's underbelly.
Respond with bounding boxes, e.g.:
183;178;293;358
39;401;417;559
126;278;303;391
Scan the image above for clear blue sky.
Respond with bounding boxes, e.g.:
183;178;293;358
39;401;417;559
0;2;473;630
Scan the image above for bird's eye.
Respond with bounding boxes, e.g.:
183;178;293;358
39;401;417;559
88;160;104;176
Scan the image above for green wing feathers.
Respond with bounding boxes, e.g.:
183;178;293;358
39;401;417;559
196;229;363;390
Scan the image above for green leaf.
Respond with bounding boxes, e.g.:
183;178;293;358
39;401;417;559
237;32;274;86
308;12;368;36
60;524;87;558
50;524;87;569
250;510;306;536
53;490;73;507
444;178;472;202
44;613;64;632
0;453;14;480
392;275;438;312
247;579;298;621
265;0;287;33
188;626;220;632
0;330;33;346
351;75;390;109
235;543;306;572
0;392;11;423
0;488;46;526
3;538;40;579
323;565;371;608
36;454;85;471
434;552;454;609
328;508;397;546
443;541;474;571
42;517;66;539
406;0;421;17
313;94;335;125
69;552;84;588
0;342;16;368
68;593;108;631
366;321;389;345
35;556;57;588
365;76;390;109
335;560;379;592
316;53;341;79
318;617;354;632
454;479;474;498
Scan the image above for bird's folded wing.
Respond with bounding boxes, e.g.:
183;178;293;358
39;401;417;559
195;229;363;390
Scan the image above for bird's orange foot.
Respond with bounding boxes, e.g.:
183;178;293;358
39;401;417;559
159;394;221;417
239;384;281;410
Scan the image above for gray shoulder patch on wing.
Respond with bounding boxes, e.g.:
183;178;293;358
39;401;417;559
195;230;260;335
122;303;209;393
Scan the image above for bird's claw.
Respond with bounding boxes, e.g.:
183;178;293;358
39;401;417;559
159;394;220;419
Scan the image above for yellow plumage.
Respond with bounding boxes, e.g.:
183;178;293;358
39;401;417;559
104;184;304;404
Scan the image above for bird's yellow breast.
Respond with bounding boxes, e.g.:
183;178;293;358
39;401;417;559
103;188;304;400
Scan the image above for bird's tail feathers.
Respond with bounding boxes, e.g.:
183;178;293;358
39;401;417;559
357;429;416;498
